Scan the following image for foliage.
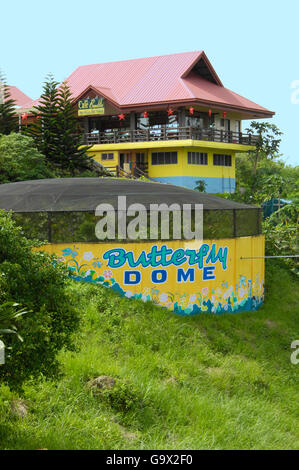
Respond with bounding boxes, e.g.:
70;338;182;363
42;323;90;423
0;262;298;449
230;153;299;205
246;121;283;177
91;378;143;412
263;201;299;276
0;301;26;341
0;133;53;183
0;211;79;387
194;179;207;192
24;76;92;176
0;73;18;135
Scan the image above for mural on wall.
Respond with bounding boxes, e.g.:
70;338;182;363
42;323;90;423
45;238;265;315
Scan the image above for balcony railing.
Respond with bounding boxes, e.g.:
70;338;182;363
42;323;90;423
83;126;258;146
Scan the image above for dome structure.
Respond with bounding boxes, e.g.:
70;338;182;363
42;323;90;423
0;178;264;315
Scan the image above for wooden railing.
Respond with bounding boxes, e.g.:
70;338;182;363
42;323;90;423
83;126;258;146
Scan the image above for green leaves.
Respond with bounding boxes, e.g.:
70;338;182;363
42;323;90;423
24;76;91;176
0;72;18;135
0;301;27;342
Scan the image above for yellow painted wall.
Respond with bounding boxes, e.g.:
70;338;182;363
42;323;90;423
40;235;265;315
87;149;119;167
148;147;235;179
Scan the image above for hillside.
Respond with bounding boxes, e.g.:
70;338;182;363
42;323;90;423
0;260;298;450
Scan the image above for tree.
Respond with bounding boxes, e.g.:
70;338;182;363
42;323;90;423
24;74;60;164
25;75;91;175
0;211;79;387
246;121;282;178
194;179;207;192
0;72;18;135
54;81;92;175
0;133;53;183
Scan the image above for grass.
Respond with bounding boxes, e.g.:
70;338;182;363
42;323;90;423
0;260;298;450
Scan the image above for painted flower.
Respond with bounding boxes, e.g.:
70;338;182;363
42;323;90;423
211;296;215;304
178;298;187;307
84;270;91;277
143;287;150;296
92;261;102;268
103;269;113;279
189;294;197;303
125;290;133;298
238;288;246;298
62;248;73;256
159;293;169;303
83;251;94;261
165;301;173;309
202;287;209;296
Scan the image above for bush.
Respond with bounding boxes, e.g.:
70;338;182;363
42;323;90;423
0;133;53;183
0;211;79;387
263;202;299;277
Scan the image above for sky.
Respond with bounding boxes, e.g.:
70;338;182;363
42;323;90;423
1;0;299;166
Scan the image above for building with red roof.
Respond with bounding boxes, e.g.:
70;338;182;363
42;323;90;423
7;86;32;108
22;51;274;192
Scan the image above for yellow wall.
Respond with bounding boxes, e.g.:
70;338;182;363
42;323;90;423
148;147;235;179
87;149;119;167
40;235;265;315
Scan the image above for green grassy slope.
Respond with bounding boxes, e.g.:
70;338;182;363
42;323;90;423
0;261;298;450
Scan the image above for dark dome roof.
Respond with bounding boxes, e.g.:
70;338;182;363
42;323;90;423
0;178;257;212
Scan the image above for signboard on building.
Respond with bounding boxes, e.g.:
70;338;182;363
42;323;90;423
78;97;105;116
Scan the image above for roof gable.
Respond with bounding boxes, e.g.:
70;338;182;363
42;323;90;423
20;51;274;117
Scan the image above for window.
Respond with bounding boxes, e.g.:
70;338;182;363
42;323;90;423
187;152;208;165
101;153;114;161
213;154;232;167
151;152;177;165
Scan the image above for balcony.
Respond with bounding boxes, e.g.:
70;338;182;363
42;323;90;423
83;126;258;147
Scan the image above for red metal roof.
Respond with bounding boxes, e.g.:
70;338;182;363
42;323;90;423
8;86;32;108
22;51;274;117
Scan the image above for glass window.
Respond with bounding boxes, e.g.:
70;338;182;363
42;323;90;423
151;152;177;165
187;152;208;165
101;153;114;161
213;154;232;167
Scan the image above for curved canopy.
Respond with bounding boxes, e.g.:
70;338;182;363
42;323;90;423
0;178;257;213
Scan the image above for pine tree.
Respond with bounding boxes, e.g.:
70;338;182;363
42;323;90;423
25;76;91;175
24;74;60;165
0;72;18;135
55;81;91;175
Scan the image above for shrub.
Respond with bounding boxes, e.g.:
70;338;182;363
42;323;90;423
0;133;53;183
0;211;79;387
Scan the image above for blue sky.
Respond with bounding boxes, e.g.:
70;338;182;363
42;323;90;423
1;0;298;165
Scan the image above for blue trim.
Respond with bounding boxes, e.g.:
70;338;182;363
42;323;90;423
153;176;236;193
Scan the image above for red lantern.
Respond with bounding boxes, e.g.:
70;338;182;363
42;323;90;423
167;108;174;116
143;111;149;118
223;112;227;118
189;107;194;115
21;113;28;121
37;115;41;119
118;113;125;121
208;109;212;117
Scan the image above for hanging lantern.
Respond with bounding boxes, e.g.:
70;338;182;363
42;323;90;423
118;113;125;121
223;112;227;118
167;108;174;116
208;109;212;117
21;113;28;121
189;107;194;115
143;111;149;118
